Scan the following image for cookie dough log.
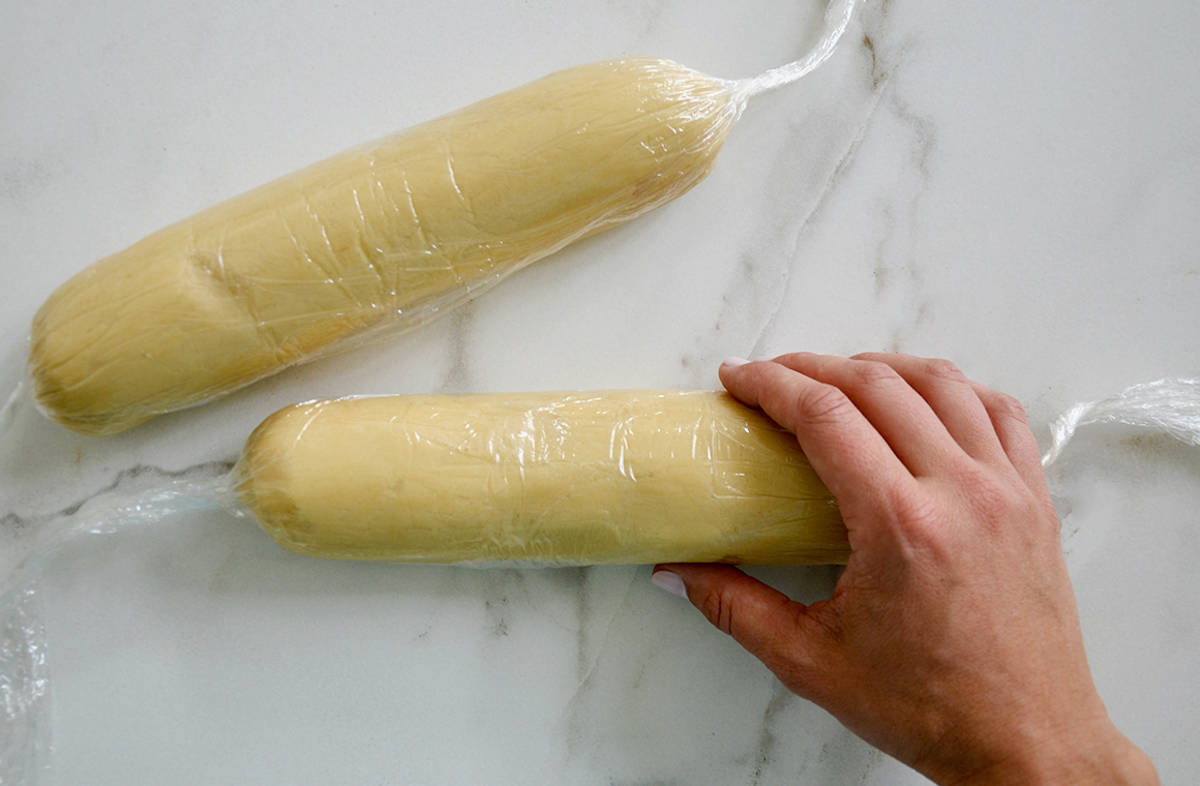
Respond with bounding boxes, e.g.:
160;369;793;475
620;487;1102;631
235;391;849;566
30;59;741;435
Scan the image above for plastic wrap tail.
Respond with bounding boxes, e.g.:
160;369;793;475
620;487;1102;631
1;584;48;786
0;381;26;442
732;0;859;100
1042;378;1200;467
0;466;232;785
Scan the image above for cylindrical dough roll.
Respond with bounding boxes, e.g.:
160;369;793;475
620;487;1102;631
30;59;740;435
235;391;849;565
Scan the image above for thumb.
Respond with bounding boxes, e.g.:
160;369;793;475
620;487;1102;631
653;563;832;690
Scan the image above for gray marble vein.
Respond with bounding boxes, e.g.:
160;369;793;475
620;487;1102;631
749;83;891;358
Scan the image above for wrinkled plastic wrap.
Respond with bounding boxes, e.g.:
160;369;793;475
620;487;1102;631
0;470;229;786
0;390;848;780
1;585;48;786
235;391;849;565
4;3;869;777
1042;377;1200;466
0;380;22;441
22;0;861;438
4;374;1200;781
28;58;743;436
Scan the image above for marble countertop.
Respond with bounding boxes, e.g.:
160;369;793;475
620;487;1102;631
3;0;1198;782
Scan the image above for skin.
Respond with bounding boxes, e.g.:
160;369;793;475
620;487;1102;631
653;353;1158;785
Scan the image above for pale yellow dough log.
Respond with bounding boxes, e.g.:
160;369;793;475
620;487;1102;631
236;391;849;565
31;59;740;435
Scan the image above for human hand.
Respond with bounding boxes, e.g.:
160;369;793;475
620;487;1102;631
652;353;1157;785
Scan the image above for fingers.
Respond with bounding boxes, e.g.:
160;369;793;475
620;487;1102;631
850;353;1008;465
719;358;916;505
770;353;970;475
653;564;831;694
970;382;1054;506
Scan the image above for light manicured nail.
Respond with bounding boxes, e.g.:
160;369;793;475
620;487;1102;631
651;570;688;598
721;356;750;369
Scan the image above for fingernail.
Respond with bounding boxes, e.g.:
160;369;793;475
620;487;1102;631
721;356;750;369
651;570;688;598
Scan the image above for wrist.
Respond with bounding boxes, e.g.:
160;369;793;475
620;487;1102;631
946;724;1158;786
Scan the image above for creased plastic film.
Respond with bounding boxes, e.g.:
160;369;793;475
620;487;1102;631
234;391;849;566
0;381;24;442
26;0;860;437
732;0;858;99
1;471;232;602
26;60;742;435
3;374;1199;781
0;467;231;784
1042;378;1200;467
1;583;48;786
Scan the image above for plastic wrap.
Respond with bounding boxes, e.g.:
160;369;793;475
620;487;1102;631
1;584;48;786
5;3;870;776
19;376;1197;575
0;469;229;786
0;390;847;780
2;391;847;583
732;0;857;100
11;54;740;439
28;58;741;436
235;391;848;565
0;380;23;441
22;0;862;437
4;374;1200;781
1042;377;1200;466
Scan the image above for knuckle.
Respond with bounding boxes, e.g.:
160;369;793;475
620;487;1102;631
852;360;904;386
773;351;813;366
884;485;960;558
805;602;844;645
955;465;1029;523
794;384;855;425
991;393;1029;424
698;586;739;636
923;358;967;382
966;474;1010;519
888;487;942;533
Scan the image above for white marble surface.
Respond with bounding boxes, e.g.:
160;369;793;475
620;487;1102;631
3;0;1198;782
